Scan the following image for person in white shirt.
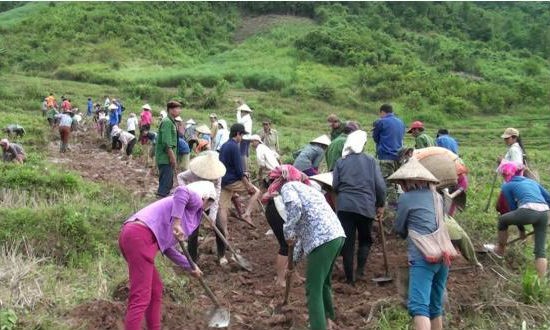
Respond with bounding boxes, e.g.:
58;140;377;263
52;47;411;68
126;113;138;136
111;125;137;161
236;102;253;171
250;134;280;188
500;127;524;164
214;119;229;152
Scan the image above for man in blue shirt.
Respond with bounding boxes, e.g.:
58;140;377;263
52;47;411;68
217;123;260;265
436;129;459;155
107;104;119;138
372;104;405;209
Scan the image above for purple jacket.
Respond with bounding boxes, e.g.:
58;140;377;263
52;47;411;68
124;186;202;269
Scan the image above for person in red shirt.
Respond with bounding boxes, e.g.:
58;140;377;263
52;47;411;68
139;104;153;144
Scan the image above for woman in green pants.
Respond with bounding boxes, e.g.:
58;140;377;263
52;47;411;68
281;180;346;330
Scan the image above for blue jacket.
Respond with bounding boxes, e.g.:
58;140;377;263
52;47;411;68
177;137;190;155
436;135;459;155
372;113;405;161
220;139;244;187
109;111;119;126
501;176;550;211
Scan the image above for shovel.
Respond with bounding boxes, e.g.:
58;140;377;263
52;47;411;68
372;216;393;284
202;212;253;272
178;241;231;328
274;244;294;314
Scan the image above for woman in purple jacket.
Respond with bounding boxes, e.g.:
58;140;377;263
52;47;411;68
119;181;216;330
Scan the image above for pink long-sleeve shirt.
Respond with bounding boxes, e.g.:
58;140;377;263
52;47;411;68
140;110;152;126
124;186;202;269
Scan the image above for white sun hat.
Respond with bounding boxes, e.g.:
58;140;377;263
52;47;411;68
189;151;226;180
310;134;331;147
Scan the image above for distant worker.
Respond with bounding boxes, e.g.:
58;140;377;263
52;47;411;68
0;139;26;164
209;113;219;147
249;134;280;188
327;113;345;140
58;109;74;153
213;119;229;152
155;101;182;198
126;113;138;137
372;104;405;208
111;126;137;162
107;104;119;138
87;97;93;116
236;102;253;171
436;129;459;155
293;135;331;176
325;121;359;171
408;121;434;149
41;97;48;117
258;119;279;153
3;124;26;138
139;104;153;144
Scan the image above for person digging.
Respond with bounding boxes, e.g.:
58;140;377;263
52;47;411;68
261;165;309;287
218;123;261;263
176;151;227;264
486;161;550;279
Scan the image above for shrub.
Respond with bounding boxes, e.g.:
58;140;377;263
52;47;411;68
311;84;336;103
442;96;476;118
403;91;425;112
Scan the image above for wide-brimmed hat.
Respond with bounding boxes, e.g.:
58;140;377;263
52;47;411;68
142;104;152;111
310;135;331;146
310;172;333;188
195;125;211;135
249;134;263;143
388;157;439;183
501;127;519;139
189;151;226;180
407;121;424;133
237;103;252;112
186;119;196;125
186;180;217;201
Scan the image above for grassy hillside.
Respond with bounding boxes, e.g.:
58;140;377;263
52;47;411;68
1;2;550;329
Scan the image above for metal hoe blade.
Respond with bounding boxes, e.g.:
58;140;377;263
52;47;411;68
203;212;253;272
207;307;231;328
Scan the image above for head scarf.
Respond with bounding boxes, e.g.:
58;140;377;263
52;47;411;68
497;160;524;182
342;130;367;158
186;181;217;201
261;165;310;204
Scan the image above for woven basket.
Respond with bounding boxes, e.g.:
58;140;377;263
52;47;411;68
416;154;457;189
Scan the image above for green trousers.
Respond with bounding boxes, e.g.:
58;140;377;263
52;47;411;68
379;160;400;208
306;237;344;330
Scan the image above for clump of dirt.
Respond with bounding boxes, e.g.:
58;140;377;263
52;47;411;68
67;300;124;330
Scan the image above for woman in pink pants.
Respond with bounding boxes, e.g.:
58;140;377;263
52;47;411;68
119;181;216;330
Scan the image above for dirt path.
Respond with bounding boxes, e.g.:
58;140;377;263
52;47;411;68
49;122;493;329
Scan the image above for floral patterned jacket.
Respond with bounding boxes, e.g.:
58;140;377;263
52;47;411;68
281;181;346;262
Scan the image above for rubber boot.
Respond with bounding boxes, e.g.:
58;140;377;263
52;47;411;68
535;258;547;279
496;230;508;256
355;245;370;281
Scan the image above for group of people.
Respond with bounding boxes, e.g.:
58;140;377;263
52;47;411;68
9;94;547;330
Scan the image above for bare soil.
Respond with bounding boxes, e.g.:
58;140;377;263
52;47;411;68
57;122;494;329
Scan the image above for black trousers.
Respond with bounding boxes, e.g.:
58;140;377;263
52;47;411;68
337;211;374;282
265;199;289;256
187;211;228;262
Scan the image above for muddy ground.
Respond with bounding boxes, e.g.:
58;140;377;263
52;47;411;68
53;123;493;329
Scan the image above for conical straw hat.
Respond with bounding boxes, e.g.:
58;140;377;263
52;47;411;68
195;124;211;135
189;151;226;180
310;134;331;146
310;172;333;188
388;157;438;183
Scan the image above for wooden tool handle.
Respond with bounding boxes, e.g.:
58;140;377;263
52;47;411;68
178;241;221;308
202;212;234;253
